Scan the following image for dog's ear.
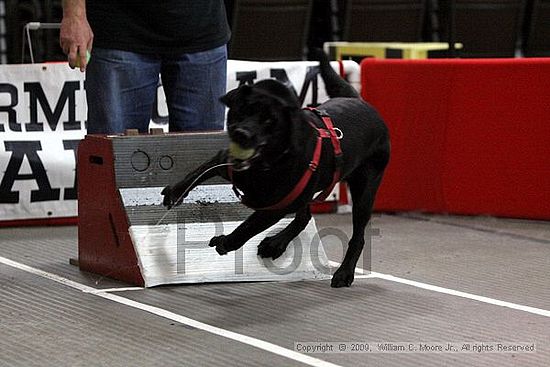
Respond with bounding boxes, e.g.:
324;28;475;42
288;110;308;154
253;80;300;109
220;85;252;108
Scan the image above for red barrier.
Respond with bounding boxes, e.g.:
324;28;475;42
362;58;550;220
78;136;145;286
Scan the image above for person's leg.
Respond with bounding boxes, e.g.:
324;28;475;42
85;48;161;134
160;45;227;132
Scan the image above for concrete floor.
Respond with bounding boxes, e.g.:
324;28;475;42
1;212;549;367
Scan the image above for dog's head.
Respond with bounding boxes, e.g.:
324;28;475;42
221;79;302;170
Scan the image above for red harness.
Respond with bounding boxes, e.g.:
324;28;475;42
229;108;343;211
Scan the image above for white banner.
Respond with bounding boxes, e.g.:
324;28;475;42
0;60;360;223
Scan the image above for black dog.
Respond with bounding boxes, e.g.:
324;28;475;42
162;54;390;287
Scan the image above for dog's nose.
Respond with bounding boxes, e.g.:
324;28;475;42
232;128;253;145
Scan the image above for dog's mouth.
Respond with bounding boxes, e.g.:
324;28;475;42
228;141;262;171
229;141;255;160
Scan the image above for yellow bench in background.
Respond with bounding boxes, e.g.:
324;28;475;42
323;41;463;60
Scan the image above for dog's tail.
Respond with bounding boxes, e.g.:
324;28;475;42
311;48;359;99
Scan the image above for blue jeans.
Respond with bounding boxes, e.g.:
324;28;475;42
85;45;227;134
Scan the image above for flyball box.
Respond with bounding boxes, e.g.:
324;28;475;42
77;131;331;287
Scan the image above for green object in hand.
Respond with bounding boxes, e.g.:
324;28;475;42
73;50;91;68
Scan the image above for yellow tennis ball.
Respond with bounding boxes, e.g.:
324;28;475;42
229;141;255;160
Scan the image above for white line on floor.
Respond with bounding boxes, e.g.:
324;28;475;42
84;287;145;294
371;272;550;318
328;260;550;318
0;256;342;367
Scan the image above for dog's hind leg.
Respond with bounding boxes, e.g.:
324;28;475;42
331;165;385;288
257;205;312;260
209;210;286;255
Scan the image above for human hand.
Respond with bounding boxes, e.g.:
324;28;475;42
60;4;93;72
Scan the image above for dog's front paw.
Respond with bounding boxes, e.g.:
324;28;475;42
161;185;174;208
257;237;289;260
209;235;229;255
331;268;355;288
209;235;244;256
161;185;184;209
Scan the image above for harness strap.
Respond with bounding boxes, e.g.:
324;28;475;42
255;134;323;211
306;108;343;203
